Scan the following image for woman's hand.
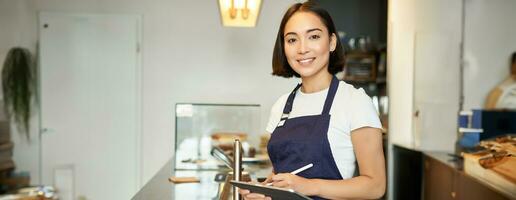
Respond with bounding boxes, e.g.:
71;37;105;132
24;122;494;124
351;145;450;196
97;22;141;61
270;173;317;196
239;188;271;200
239;172;274;200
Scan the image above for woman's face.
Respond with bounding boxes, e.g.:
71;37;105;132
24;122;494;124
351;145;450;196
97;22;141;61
283;11;336;78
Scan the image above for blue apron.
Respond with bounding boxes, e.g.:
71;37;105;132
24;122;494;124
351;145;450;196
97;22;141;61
267;76;343;200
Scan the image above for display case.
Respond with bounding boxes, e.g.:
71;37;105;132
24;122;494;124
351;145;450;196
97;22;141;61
174;103;267;170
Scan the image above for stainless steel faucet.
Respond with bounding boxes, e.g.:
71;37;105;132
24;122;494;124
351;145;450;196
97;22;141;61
233;139;242;200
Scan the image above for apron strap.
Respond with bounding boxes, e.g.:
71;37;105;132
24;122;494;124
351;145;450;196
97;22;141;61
277;76;339;127
276;83;301;127
321;76;339;115
282;83;302;115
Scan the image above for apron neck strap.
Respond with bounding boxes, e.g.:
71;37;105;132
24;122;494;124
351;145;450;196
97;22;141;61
321;76;339;115
282;83;302;114
281;76;339;116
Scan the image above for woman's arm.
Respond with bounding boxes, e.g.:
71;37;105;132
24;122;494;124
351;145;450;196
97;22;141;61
485;87;502;109
271;127;386;199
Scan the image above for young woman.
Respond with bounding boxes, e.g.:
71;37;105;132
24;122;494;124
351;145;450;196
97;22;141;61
240;1;385;200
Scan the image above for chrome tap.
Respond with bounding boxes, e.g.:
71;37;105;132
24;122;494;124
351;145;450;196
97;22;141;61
233;139;243;200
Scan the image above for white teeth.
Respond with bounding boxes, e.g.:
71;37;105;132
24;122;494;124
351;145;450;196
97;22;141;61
299;58;314;64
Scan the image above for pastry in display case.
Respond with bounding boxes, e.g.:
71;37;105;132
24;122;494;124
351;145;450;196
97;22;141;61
175;103;269;170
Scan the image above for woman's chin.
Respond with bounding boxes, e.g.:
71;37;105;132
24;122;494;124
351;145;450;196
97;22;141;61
292;69;316;78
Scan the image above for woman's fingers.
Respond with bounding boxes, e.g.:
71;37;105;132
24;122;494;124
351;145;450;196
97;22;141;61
262;177;272;185
242;192;269;200
271;180;289;188
261;172;275;185
239;185;269;200
238;189;250;195
240;174;275;200
270;173;296;189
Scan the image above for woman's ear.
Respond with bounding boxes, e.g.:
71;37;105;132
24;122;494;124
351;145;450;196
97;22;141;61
330;33;337;52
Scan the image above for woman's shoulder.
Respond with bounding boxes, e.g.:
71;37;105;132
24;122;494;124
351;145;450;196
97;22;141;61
498;76;516;89
337;81;371;102
270;92;290;112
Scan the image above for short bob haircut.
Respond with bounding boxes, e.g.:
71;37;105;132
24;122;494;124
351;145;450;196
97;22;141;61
272;1;346;78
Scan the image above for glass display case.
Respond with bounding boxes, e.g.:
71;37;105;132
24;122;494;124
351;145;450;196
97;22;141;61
175;103;268;170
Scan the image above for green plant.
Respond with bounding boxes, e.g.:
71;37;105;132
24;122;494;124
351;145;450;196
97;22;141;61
2;47;36;139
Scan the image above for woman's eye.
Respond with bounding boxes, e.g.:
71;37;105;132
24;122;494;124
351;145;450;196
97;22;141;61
309;35;320;40
286;38;297;44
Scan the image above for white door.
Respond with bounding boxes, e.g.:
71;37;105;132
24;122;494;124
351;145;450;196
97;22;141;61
39;13;141;200
413;31;460;151
411;0;462;152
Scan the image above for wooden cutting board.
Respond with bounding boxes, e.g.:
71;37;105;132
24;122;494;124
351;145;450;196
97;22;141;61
463;152;516;199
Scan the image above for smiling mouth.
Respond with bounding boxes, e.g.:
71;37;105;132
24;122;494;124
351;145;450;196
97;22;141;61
297;57;315;65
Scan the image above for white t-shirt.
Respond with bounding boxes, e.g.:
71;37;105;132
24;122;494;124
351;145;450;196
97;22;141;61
266;81;382;179
496;79;516;109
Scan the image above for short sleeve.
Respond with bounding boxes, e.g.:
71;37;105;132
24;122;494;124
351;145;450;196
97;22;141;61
265;95;288;133
350;88;382;132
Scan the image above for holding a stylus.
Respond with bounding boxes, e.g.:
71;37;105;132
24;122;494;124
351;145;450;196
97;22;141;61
240;1;385;200
239;0;386;200
265;163;314;186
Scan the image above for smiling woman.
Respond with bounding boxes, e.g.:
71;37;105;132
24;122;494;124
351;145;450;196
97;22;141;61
239;1;386;200
272;2;345;79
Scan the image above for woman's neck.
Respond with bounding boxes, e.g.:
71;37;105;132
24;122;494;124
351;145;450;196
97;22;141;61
300;72;333;93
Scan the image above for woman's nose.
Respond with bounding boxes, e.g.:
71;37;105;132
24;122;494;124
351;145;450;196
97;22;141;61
297;39;309;54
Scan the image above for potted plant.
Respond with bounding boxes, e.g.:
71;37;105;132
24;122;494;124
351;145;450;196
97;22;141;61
1;47;36;139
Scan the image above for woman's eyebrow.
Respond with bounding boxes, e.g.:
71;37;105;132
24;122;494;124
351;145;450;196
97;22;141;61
306;28;323;33
284;28;323;37
284;32;297;37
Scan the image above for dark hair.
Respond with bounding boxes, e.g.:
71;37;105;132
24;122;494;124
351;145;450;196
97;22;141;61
272;1;345;78
512;52;516;64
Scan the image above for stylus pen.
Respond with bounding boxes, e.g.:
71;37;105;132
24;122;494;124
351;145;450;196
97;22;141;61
265;163;314;186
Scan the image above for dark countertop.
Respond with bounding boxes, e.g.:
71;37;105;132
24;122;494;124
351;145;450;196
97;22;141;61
131;157;272;200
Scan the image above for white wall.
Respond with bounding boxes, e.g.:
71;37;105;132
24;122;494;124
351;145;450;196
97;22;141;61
0;0;37;53
3;0;300;192
463;0;516;109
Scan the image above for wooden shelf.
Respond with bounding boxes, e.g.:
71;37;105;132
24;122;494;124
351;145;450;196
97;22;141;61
343;52;377;81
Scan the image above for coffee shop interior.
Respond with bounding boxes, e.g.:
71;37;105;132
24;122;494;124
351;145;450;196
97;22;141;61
0;0;515;199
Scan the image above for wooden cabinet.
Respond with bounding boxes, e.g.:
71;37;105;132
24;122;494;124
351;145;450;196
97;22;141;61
423;154;510;200
423;155;456;200
455;173;509;200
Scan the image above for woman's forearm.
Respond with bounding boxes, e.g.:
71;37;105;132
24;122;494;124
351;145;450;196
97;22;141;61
309;174;385;200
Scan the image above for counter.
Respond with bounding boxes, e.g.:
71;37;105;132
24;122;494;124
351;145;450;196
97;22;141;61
131;157;271;200
422;151;512;200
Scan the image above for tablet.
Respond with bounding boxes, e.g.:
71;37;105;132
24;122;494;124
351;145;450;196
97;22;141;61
230;180;313;200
